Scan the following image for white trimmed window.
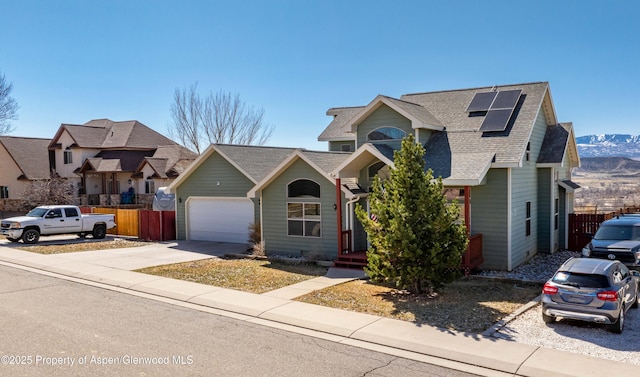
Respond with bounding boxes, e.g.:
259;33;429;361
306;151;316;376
145;179;155;194
0;186;8;199
287;179;321;238
287;203;321;237
63;148;73;164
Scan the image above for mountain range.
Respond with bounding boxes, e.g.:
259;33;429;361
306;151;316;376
576;134;640;158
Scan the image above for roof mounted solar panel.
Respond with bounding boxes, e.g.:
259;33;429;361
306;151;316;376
466;91;497;112
490;89;522;110
479;109;514;132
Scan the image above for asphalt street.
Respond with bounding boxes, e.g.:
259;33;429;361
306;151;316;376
0;264;479;377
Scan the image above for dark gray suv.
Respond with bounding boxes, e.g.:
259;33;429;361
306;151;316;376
541;258;639;333
581;214;640;269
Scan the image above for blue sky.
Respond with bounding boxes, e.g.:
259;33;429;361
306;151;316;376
1;0;638;151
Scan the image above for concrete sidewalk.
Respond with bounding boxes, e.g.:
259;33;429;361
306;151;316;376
0;238;635;377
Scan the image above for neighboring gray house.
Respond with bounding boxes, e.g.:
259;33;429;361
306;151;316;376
324;82;580;270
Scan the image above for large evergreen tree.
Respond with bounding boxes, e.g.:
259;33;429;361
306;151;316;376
355;135;468;293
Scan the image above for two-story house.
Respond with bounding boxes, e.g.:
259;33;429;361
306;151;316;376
49;119;197;206
169;82;580;271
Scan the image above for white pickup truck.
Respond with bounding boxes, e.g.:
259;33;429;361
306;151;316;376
1;205;117;244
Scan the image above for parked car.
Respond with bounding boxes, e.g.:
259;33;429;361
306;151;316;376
0;205;116;244
541;258;639;333
581;214;640;270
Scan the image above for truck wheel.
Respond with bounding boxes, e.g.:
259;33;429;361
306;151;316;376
22;229;40;244
92;225;107;239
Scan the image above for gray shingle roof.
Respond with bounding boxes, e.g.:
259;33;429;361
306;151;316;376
320;82;553;170
0;136;51;180
79;150;154;173
299;150;352;174
537;123;570;164
401;82;549;166
52;119;177;150
317;107;363;141
139;145;199;178
214;145;299;182
382;96;443;127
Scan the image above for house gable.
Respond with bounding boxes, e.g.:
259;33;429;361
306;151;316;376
355;104;413;149
0;136;52;199
260;157;342;258
173;151;257;239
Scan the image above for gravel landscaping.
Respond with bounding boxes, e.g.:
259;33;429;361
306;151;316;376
477;250;640;365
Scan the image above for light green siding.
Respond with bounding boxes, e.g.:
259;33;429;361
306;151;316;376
511;165;540;268
536;168;552;254
355;104;412;148
175;152;256;239
261;159;342;258
416;129;434;144
470;169;509;270
328;141;355;152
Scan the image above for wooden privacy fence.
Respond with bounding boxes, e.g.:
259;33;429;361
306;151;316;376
80;207;176;241
569;206;640;251
139;210;176;241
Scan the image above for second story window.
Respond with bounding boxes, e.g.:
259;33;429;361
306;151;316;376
367;127;406;142
64;147;73;164
145;179;155;194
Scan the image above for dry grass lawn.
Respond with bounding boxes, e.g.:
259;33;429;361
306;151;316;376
9;237;540;333
296;278;540;333
137;259;328;294
15;239;149;254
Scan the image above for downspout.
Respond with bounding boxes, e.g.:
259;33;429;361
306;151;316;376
345;195;361;253
464;186;471;236
550;167;555;253
507;168;512;271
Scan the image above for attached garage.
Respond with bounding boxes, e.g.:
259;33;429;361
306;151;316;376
186;197;253;243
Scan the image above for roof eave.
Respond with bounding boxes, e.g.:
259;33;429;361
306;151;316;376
441;178;487;186
331;144;395;178
317;135;356;142
248;150;349;198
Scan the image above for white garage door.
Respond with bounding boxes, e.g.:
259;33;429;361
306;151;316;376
186;197;253;243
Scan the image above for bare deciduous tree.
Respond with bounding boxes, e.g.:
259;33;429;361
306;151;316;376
22;178;75;208
168;84;274;153
0;71;19;135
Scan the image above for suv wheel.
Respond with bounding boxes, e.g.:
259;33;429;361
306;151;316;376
608;307;624;334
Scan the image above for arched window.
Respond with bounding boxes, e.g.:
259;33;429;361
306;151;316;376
288;179;320;198
367;127;406;142
287;179;321;238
